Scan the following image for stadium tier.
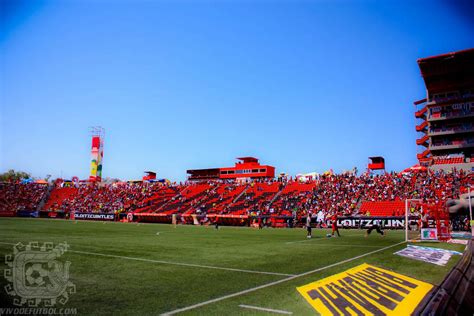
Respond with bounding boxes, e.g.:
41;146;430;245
0;183;48;216
415;48;474;171
1;169;472;223
359;201;405;217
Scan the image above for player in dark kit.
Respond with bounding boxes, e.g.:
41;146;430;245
306;214;312;239
365;219;386;237
331;212;340;237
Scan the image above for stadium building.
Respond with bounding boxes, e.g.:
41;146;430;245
415;48;474;172
186;157;275;182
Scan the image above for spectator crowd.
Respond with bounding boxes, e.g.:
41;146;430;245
0;169;472;220
0;183;48;214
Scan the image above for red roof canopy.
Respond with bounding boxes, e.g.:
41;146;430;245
417;48;474;94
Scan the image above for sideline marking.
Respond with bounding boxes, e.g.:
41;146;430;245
238;304;293;315
160;241;406;315
0;241;293;277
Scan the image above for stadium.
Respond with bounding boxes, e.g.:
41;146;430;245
1;2;474;316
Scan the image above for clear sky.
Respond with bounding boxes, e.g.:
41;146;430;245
0;0;473;181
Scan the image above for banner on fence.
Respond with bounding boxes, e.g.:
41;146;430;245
394;245;462;266
421;228;438;240
74;213;115;221
327;217;412;229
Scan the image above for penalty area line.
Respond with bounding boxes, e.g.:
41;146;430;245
160;241;406;315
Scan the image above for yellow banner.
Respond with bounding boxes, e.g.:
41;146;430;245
297;263;433;316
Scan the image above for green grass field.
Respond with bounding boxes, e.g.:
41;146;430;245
0;218;466;315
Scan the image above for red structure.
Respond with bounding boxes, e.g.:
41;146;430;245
142;171;157;181
367;156;385;171
414;49;474;171
187;157;275;181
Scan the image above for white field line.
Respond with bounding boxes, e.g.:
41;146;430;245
160;241;406;315
69;250;295;277
0;241;293;277
238;304;293;315
285;232;363;244
303;244;388;248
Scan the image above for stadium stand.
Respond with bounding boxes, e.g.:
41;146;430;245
2;169;471;221
43;187;78;211
359;201;405;217
0;183;49;216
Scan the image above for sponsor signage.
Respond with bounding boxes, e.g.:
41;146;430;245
0;211;16;217
394;245;461;266
421;228;438;240
326;217;414;229
451;231;472;239
74;213;115;221
17;210;39;218
447;239;468;245
297;263;433;316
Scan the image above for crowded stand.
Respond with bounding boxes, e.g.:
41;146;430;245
0;182;48;215
1;168;471;226
46;181;164;214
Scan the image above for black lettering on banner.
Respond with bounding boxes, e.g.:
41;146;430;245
307;289;343;316
342;276;397;310
392;220;404;227
318;284;365;316
349;272;406;301
327;217;406;229
366;267;417;289
355;271;410;295
335;279;386;316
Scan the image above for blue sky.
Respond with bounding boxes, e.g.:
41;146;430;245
1;0;473;181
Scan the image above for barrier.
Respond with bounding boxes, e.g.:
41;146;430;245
17;210;39;218
415;238;473;315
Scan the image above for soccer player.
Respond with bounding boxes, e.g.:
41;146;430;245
306;214;312;239
316;210;325;228
331;212;340;237
365;219;386;237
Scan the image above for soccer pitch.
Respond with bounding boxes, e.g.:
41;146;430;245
0;218;465;315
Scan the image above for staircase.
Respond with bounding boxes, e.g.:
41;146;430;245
415;106;427;118
268;183;285;206
37;184;53;211
417;148;431;160
416;120;428;132
416;134;429;146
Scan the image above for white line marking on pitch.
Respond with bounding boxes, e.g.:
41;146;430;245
160;241;406;315
285;233;362;244
0;242;293;277
238;304;293;314
70;250;295;277
308;244;386;248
